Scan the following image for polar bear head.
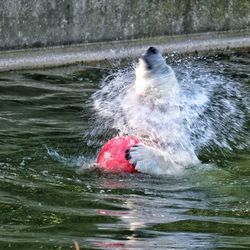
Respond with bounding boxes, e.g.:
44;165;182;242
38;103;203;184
135;47;179;105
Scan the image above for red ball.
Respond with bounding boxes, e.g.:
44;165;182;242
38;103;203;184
97;136;139;173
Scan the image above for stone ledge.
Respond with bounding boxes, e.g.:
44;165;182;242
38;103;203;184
0;30;250;72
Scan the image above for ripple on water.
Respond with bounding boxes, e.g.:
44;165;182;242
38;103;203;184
0;55;249;249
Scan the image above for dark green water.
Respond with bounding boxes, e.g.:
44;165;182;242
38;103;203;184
0;53;249;249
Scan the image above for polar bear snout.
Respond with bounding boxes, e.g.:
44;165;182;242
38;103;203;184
145;46;159;56
135;46;176;96
141;47;160;69
138;46;166;72
143;47;160;61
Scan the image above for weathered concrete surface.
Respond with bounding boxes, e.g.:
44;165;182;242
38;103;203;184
0;0;250;50
0;31;249;72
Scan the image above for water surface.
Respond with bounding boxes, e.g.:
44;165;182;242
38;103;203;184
0;53;249;249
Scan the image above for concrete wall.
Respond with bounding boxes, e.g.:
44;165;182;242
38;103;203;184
1;0;250;50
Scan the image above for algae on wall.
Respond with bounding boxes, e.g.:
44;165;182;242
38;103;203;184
0;0;250;50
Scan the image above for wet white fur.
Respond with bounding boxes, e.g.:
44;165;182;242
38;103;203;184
126;49;200;175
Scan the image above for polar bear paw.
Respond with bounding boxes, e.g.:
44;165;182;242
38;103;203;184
125;144;158;174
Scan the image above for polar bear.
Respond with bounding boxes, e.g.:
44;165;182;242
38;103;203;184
124;47;200;175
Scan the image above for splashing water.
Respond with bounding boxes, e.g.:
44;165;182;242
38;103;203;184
175;57;249;155
89;55;249;167
46;146;91;168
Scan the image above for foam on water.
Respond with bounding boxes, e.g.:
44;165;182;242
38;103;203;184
90;56;249;169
